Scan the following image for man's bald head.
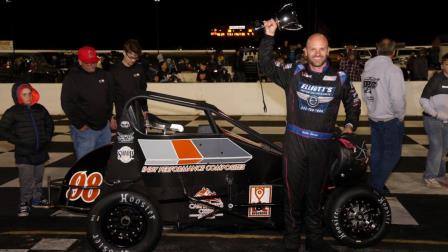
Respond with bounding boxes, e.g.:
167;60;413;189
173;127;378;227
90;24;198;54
306;33;329;48
304;33;330;69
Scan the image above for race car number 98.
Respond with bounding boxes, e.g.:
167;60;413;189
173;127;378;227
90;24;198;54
66;171;103;203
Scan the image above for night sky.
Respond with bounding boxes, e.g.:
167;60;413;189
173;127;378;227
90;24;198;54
0;0;446;50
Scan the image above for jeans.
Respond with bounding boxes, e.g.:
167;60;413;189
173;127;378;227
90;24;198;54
369;118;404;193
70;123;111;160
17;163;44;204
423;116;448;179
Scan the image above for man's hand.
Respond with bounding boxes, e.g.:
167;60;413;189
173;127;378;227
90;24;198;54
263;19;277;37
342;125;353;134
79;125;89;132
110;116;117;131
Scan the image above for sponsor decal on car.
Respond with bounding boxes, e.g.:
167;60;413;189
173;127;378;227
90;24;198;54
189;187;224;219
137;138;252;166
117;132;134;143
117;146;134;163
248;185;272;218
66;171;103;203
141;163;246;174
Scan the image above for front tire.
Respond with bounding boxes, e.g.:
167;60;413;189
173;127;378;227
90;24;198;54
87;190;162;252
325;186;391;248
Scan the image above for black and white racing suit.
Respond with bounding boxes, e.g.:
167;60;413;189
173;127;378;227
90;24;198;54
258;35;361;248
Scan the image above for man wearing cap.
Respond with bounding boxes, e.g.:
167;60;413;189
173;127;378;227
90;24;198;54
61;46;116;160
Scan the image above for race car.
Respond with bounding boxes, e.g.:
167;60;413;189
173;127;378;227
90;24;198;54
48;91;391;252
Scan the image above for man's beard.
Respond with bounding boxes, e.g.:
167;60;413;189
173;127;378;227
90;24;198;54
308;58;327;68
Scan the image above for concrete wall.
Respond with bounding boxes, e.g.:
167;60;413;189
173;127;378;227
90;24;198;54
0;82;427;116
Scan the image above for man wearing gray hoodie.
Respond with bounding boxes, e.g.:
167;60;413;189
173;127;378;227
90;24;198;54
361;38;406;195
419;53;448;188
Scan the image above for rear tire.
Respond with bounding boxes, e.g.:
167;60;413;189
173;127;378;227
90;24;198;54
88;190;162;252
325;186;391;248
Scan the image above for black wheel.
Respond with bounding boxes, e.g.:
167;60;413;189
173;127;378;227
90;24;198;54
88;190;162;252
325;186;391;248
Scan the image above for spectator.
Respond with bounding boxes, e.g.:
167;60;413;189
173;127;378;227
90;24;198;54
166;58;178;74
274;55;285;67
157;61;169;82
184;58;194;71
208;64;231;82
280;40;289;57
232;49;246;82
110;39;148;121
208;53;218;71
139;55;159;82
285;45;295;63
177;58;187;72
335;52;345;67
196;62;210;82
61;46;115;160
0;82;54;216
419;53;448;188
411;49;428;80
146;63;159;82
157;61;181;83
216;50;226;66
361;38;406;195
156;53;164;63
405;52;417;80
202;52;231;82
339;51;363;81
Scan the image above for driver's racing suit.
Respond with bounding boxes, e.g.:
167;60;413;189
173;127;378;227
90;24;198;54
258;35;361;248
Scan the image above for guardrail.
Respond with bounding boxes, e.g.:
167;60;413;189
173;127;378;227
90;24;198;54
0;82;426;116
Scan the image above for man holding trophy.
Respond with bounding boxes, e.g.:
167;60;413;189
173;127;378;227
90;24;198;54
259;19;361;251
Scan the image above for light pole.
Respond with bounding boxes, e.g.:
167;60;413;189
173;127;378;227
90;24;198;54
154;0;160;53
5;0;15;76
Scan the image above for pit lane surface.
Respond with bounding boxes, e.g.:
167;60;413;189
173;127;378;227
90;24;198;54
1;115;447;251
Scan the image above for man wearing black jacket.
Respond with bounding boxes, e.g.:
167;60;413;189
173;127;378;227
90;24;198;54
61;46;115;160
259;20;361;252
110;39;148;121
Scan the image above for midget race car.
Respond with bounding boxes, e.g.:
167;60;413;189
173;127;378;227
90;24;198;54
48;91;391;252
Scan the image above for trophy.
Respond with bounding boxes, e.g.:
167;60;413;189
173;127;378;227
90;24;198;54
254;3;303;32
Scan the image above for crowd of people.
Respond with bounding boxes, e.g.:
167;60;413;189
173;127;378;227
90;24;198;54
271;39;444;83
0;34;447;251
0;49;235;83
1;39;444;85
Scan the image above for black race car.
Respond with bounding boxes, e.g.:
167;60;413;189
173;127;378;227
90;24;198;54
48;91;391;252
